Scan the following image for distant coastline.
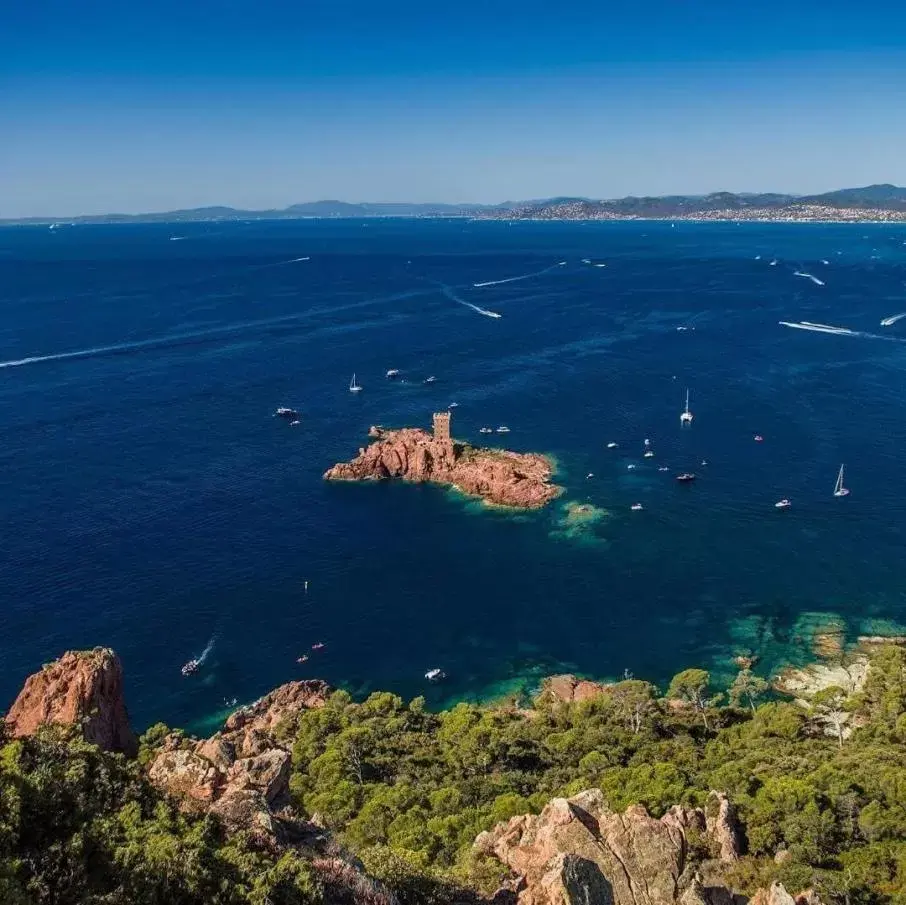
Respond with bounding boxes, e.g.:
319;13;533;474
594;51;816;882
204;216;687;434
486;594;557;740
5;182;906;225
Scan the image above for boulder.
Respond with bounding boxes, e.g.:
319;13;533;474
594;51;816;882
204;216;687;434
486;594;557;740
4;648;137;756
704;792;743;862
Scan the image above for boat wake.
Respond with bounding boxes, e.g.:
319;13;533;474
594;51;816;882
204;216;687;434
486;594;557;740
793;271;826;286
880;312;906;326
779;321;855;336
196;636;216;666
438;284;502;318
473;261;567;288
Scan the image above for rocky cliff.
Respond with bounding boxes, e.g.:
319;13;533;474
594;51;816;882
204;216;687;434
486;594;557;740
4;647;138;755
477;789;811;905
147;679;332;844
324;426;561;509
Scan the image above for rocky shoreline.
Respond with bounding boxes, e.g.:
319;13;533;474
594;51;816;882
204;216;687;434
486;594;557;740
324;420;561;510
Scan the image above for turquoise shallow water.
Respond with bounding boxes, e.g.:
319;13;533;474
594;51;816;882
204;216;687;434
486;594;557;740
2;218;906;730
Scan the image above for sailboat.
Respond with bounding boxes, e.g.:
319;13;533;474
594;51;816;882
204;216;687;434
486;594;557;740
349;373;362;393
833;464;850;497
680;389;693;425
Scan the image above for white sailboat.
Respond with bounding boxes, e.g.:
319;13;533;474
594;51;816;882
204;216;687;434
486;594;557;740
349;373;362;393
680;389;693;425
833;464;849;497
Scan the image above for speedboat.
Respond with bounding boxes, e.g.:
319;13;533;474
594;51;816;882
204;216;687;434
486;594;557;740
676;473;696;483
754;435;764;442
607;442;618;449
644;450;655;458
311;642;326;651
496;426;510;433
386;369;401;379
627;464;637;470
448;402;459;408
275;407;299;420
630;503;644;511
775;499;791;509
658;466;670;472
290;419;301;426
680;389;693;425
479;427;493;434
424;376;437;383
425;668;446;682
181;658;200;677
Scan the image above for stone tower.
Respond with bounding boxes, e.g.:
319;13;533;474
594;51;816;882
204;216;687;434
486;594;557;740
432;411;451;443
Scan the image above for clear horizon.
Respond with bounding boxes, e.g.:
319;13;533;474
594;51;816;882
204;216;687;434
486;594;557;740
4;0;906;218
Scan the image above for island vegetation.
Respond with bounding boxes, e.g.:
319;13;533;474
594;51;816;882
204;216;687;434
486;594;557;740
5;644;906;903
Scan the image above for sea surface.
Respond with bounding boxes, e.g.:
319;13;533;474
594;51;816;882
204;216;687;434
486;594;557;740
2;218;906;732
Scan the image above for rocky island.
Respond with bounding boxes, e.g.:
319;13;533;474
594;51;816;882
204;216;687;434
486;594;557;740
324;412;562;509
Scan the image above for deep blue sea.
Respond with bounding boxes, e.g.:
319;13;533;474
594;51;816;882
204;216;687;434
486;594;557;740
3;218;906;732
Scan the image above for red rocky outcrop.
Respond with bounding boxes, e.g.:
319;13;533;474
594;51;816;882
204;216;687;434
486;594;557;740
324;426;561;509
540;674;612;704
4;647;137;756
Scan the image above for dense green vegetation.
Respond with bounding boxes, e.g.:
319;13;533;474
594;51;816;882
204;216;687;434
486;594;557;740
6;646;906;903
0;727;319;904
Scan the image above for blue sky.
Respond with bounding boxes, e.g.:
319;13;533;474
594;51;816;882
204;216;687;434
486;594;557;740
3;0;906;216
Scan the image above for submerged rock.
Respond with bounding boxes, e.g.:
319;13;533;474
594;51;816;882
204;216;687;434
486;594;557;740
4;647;137;756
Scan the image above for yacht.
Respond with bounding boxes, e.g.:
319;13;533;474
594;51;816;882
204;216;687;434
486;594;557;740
680;390;693;425
275;407;299;420
349;374;362;393
833;464;850;497
181;658;200;677
425;668;446;682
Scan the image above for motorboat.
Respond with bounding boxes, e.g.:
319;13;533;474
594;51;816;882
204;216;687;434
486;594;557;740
630;503;644;511
676;473;696;483
386;369;401;379
496;426;510;433
775;499;791;510
644;450;655;458
311;642;326;651
658;466;670;472
290;419;301;426
479;427;493;434
425;668;446;682
424;375;437;383
275;407;299;420
754;435;764;442
833;464;850;497
627;464;637;470
606;442;618;449
181;658;200;677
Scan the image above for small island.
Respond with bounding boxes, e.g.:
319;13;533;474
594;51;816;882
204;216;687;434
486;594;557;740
324;412;561;509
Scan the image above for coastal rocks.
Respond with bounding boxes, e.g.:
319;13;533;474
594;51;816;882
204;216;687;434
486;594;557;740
540;674;612;704
476;789;746;905
147;679;330;836
773;658;868;700
4;647;138;756
324;422;561;510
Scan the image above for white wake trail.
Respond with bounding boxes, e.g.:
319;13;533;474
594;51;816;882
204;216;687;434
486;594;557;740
196;636;217;666
437;283;502;318
880;312;906;326
473;261;566;288
793;271;826;286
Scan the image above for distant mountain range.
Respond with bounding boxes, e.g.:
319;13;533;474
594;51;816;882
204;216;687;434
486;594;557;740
5;185;906;225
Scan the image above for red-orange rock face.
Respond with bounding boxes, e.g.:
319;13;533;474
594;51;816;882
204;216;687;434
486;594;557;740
325;427;561;509
4;647;137;756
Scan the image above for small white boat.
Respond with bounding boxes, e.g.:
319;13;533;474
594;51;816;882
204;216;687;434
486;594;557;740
658;466;670;472
627;464;637;470
290;419;301;426
425;375;437;383
479;427;493;434
775;499;791;510
496;426;510;433
607;442;619;449
680;389;693;425
181;658;200;677
833;464;850;498
586;473;594;479
349;374;362;393
275;407;299;419
644;450;655;458
631;503;644;511
386;369;401;379
425;668;446;682
448;402;459;408
644;438;651;447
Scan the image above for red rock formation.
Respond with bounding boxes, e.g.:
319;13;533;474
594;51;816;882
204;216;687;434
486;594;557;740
147;680;330;839
324;426;561;509
475;789;747;905
540;674;612;704
4;648;137;756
